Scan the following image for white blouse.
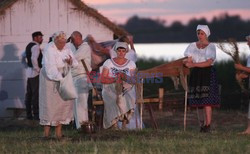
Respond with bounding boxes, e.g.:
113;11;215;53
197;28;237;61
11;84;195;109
102;59;136;77
184;42;216;64
42;42;78;81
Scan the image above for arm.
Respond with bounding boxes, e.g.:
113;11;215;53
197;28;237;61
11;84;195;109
44;48;63;81
100;67;116;84
127;35;136;52
31;45;40;73
235;63;250;73
65;48;78;67
185;59;213;68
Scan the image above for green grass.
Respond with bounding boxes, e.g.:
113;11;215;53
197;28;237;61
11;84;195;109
0;110;250;153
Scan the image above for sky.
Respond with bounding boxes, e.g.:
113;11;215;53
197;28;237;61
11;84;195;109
83;0;250;25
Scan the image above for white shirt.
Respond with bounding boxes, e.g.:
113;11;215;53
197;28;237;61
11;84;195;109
70;42;92;77
102;59;136;77
26;41;41;78
184;42;216;64
42;42;78;81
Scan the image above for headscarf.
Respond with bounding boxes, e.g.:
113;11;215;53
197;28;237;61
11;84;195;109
53;31;67;42
197;25;210;37
115;42;128;52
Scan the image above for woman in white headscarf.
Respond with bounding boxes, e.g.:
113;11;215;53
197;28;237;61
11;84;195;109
183;25;220;133
101;42;138;130
39;31;78;139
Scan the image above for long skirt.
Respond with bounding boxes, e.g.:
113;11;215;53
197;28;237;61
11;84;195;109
188;66;220;107
102;83;136;129
39;68;73;126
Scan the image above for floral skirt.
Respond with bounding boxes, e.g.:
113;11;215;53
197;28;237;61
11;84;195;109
188;67;220;107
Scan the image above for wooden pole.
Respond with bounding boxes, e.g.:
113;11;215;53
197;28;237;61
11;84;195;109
183;75;188;131
158;88;164;111
184;90;188;131
81;59;100;100
140;79;144;130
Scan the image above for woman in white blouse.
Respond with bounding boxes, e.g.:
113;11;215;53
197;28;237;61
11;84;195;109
101;42;138;130
39;31;78;139
183;25;220;133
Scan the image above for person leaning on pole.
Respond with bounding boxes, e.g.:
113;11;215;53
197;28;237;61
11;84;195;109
234;34;250;135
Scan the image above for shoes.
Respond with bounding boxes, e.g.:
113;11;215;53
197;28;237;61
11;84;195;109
200;125;210;133
204;125;211;133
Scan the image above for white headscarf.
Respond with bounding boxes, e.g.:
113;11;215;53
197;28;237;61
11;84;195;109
53;31;67;42
197;25;210;37
115;42;128;51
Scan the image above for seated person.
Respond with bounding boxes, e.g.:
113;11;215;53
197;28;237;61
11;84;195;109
100;42;137;130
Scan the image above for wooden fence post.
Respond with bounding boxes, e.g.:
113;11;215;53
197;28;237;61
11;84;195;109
159;88;164;111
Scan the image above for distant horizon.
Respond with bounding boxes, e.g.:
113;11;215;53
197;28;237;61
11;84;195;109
134;42;250;62
116;12;250;26
83;0;250;26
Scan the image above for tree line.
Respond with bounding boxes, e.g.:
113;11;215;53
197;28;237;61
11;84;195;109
120;13;250;43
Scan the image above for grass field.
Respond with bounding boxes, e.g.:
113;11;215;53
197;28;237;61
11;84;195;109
0;110;249;153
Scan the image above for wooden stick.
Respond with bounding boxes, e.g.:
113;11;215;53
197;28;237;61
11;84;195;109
184;75;188;131
184;90;187;131
158;88;164;111
147;104;158;129
140;79;143;130
81;59;100;100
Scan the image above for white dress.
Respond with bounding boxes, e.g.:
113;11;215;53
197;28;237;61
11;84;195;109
39;42;78;126
102;59;136;129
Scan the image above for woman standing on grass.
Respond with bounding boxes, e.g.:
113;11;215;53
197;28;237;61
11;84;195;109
183;25;220;132
39;31;78;139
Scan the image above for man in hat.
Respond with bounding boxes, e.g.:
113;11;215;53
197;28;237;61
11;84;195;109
235;34;250;135
24;31;43;120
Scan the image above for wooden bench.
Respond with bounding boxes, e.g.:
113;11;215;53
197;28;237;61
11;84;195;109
6;107;26;118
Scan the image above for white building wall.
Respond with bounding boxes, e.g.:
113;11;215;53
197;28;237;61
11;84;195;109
0;0;114;117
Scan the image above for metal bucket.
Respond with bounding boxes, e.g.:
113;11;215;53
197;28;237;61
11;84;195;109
81;122;96;134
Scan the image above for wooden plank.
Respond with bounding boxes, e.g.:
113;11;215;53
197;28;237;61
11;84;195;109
6;107;26;118
139;58;190;78
147;104;158;129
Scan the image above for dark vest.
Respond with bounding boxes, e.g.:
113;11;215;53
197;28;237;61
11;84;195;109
25;42;43;68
